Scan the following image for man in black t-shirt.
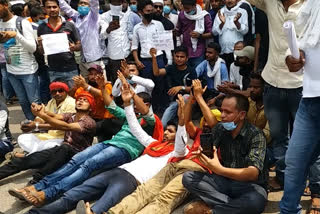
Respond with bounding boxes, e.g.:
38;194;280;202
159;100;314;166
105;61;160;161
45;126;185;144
151;46;197;127
37;0;81;87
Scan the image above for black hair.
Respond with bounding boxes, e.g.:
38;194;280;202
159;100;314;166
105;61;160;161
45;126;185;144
127;61;138;67
30;6;43;18
137;0;153;12
181;0;196;6
137;92;152;104
250;72;264;85
166;120;177;131
43;0;59;7
25;0;41;10
224;94;249;112
207;42;221;54
234;41;244;47
174;46;188;57
0;0;8;6
10;3;24;16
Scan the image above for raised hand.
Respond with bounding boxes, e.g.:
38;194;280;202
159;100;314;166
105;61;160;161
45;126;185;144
95;75;106;89
117;70;127;85
218;10;226;23
121;82;133;105
120;60;130;77
234;12;242;23
177;94;185;126
192;80;207;98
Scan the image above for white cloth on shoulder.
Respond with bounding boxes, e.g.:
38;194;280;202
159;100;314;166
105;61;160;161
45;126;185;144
18;134;64;155
184;4;208;52
206;57;225;89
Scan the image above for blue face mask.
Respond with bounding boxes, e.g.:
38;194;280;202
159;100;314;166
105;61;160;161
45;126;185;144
127;79;135;85
221;114;240;131
187;9;196;15
163;5;171;14
130;5;137;12
78;6;90;16
37;20;45;25
221;122;237;131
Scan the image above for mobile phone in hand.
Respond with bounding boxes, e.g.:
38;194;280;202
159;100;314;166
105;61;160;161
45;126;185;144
200;133;214;158
112;15;120;22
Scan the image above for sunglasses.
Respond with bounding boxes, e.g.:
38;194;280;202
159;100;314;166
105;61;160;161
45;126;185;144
154;5;163;9
51;89;65;94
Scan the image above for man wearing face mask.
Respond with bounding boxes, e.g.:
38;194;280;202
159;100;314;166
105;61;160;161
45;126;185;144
122;0;141;41
218;45;254;97
176;0;213;68
56;0;106;79
100;0;132;84
163;0;178;27
182;92;268;214
152;0;174;30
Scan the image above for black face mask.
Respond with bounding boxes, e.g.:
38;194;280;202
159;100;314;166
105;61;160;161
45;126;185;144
143;13;153;22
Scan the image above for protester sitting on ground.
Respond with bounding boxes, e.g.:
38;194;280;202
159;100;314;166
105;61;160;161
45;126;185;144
16;80;76;157
112;60;155;97
11;75;158;207
0;100;13;163
218;45;255;97
104;80;220;214
71;65;122;142
229;41;245;89
182;93;268;214
0;91;96;184
152;46;197;127
195;42;229;95
24;87;187;214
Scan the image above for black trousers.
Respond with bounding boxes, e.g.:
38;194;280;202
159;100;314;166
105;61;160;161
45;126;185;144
0;144;77;182
95;118;124;142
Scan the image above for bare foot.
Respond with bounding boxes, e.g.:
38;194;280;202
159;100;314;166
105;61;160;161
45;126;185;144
86;202;94;214
14;152;25;158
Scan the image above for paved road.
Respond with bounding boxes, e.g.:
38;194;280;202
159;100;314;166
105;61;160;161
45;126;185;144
0;100;310;214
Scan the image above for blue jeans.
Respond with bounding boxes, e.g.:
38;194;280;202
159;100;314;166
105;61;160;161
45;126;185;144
188;55;205;68
183;171;267;214
34;143;131;200
48;69;78;88
280;98;320;214
38;66;50;104
26;168;138;214
0;64;15;100
161;101;178;128
7;72;40;120
263;83;302;185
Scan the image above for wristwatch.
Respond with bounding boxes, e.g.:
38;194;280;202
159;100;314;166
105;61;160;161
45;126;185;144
181;86;186;91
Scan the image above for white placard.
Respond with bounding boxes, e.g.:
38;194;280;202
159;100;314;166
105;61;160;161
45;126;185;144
151;30;174;51
41;33;70;55
283;21;300;59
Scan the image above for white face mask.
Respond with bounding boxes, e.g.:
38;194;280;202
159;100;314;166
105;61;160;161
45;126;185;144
110;4;123;15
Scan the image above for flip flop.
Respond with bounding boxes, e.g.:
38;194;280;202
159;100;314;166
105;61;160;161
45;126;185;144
76;200;87;214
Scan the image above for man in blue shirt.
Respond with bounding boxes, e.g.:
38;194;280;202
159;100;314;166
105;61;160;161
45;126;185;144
196;42;228;98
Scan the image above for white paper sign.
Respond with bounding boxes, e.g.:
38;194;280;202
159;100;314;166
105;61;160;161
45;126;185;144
151;30;174;51
41;33;70;55
283;21;300;59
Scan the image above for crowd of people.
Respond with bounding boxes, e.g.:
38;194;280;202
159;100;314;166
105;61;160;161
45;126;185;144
0;0;318;213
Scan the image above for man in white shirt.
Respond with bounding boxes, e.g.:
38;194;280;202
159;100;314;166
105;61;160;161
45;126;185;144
246;0;305;191
132;0;172;114
280;1;320;213
212;0;248;70
112;61;155;97
100;0;131;84
0;0;40;120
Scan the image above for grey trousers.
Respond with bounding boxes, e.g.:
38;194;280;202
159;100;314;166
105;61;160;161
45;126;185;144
182;171;267;214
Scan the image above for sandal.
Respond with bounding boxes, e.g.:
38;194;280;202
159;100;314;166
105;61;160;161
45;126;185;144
308;194;320;214
21;190;45;207
304;186;312;196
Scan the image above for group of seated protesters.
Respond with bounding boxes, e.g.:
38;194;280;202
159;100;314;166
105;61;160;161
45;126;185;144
0;56;270;214
0;0;274;212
